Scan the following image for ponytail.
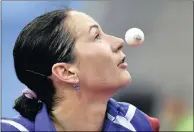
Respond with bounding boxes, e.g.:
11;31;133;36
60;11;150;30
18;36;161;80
13;95;42;121
13;68;56;121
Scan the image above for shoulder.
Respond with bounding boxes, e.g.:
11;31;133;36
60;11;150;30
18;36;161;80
108;98;160;131
1;116;34;132
108;98;139;116
108;98;145;120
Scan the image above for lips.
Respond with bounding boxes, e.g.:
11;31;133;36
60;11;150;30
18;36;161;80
117;56;128;69
118;56;126;66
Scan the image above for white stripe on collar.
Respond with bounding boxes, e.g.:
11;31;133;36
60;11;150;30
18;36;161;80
107;104;137;131
125;104;136;121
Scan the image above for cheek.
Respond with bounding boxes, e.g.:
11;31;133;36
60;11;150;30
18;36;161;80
80;59;119;88
77;46;118;87
75;39;130;89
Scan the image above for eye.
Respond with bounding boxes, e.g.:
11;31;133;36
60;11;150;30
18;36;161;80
94;34;101;40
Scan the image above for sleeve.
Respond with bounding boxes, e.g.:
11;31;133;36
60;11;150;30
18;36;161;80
145;115;160;132
1;119;29;132
1;122;20;131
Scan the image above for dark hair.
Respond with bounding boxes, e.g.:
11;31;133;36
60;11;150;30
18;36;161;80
13;8;76;121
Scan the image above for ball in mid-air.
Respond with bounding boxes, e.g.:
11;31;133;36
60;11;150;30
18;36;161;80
125;28;145;46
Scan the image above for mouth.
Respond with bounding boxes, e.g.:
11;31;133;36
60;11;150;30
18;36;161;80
117;56;128;69
117;56;127;67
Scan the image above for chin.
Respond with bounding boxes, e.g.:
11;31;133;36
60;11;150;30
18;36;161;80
111;72;131;89
120;71;132;87
93;71;132;91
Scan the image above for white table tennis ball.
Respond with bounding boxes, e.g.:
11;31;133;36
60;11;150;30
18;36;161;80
125;28;145;46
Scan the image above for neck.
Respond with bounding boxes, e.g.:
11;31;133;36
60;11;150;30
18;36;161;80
51;87;113;131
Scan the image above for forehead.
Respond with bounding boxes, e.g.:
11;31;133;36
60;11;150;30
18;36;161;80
68;11;98;36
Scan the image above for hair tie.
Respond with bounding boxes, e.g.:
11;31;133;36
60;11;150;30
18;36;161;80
22;87;37;99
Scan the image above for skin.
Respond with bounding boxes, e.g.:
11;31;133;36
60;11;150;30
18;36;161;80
50;11;131;131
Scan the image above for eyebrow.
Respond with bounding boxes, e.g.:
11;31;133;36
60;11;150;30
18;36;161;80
88;24;99;33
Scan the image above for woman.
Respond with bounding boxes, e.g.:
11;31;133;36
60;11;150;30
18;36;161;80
1;8;160;131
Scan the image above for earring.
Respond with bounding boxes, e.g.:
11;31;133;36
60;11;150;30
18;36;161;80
74;84;79;90
74;79;79;90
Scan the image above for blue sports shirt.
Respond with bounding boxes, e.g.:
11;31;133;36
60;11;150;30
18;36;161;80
1;98;160;131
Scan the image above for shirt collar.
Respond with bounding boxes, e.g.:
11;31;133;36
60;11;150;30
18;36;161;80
106;98;120;121
34;98;121;131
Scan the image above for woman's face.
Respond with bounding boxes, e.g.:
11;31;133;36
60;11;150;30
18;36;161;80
69;11;131;91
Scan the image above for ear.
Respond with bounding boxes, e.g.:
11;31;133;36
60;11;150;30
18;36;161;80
51;63;79;84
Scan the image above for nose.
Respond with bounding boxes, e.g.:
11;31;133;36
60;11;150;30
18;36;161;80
111;36;125;52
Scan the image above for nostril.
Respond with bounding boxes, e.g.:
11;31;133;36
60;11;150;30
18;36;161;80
122;57;125;62
111;36;125;52
118;45;123;51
